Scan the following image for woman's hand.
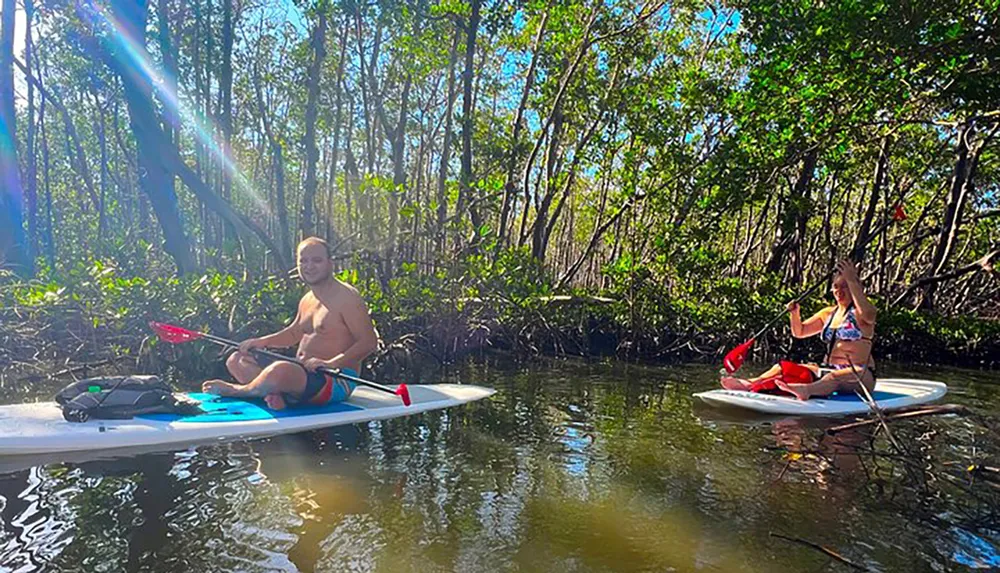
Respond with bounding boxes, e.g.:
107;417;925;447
786;301;800;314
836;258;877;324
836;259;860;283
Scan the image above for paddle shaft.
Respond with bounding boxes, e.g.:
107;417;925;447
198;332;400;398
749;214;897;341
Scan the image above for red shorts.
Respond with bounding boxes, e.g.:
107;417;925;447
749;361;816;395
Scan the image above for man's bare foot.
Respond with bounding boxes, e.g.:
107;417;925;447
775;380;810;401
720;376;752;391
264;393;287;410
202;379;244;397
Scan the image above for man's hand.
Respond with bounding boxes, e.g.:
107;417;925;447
238;337;263;356
303;357;334;372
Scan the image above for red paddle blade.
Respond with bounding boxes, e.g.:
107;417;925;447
722;338;755;373
149;321;205;344
395;384;411;407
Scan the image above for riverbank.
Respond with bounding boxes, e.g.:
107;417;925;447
2;262;997;385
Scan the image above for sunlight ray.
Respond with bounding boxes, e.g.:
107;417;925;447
78;0;270;216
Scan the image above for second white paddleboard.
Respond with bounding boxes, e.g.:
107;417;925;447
694;378;946;416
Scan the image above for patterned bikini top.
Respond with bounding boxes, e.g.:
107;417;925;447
822;305;872;343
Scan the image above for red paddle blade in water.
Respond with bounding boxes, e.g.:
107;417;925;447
396;384;412;407
722;338;755;373
149;321;205;344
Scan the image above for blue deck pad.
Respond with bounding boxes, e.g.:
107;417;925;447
824;390;906;402
140;392;362;423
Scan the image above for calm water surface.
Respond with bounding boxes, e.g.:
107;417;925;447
2;360;1000;572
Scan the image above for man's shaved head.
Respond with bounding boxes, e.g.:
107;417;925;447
297;237;332;258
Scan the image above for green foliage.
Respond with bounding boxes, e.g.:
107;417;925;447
0;259;302;376
877;306;1000;367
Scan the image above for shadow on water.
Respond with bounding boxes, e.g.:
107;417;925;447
0;358;999;571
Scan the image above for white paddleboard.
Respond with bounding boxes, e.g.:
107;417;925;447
0;384;495;456
694;378;947;416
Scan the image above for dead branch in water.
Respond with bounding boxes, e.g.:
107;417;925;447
827;404;973;434
769;532;873;571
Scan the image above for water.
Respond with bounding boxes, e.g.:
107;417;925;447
1;359;999;572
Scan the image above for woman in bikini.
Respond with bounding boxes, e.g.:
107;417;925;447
719;259;876;400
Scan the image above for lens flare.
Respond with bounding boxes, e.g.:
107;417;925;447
78;0;269;216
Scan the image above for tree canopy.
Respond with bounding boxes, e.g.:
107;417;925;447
0;0;996;317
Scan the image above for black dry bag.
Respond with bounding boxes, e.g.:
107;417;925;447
56;375;200;422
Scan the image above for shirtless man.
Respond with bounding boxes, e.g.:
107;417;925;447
202;237;379;409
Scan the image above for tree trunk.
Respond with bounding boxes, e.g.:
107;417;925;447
556;164;611;289
518;7;600;254
766;148;818;283
736;192;773;275
385;76;411;275
301;4;328;237
219;0;234;209
165;148;289;270
498;9;548;248
353;10;378;175
252;55;292;263
110;0;196;274
157;0;179;146
0;0;32;275
40;89;54;267
93;89;109;240
530;100;564;260
534;64;618;262
926;122;975;283
457;0;481;230
851;137;890;263
192;0;208;251
325;17;348;242
541;110;605;258
204;0;219;248
343;98;356;236
437;23;459;248
345;127;360;239
896;248;999;308
917;120;997;310
24;0;38;259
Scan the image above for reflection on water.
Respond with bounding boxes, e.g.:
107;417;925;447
0;359;999;572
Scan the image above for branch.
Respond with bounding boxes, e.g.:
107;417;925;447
893;248;999;306
162;145;291;270
826;404;972;434
769;533;873;572
555;194;642;289
14;57;101;210
898;209;1000;252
